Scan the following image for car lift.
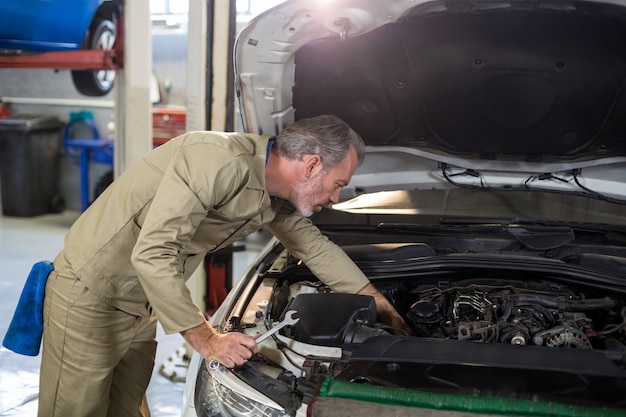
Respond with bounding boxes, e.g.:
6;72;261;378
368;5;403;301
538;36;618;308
0;16;123;71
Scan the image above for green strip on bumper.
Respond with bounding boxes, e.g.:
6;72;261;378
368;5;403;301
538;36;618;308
319;378;624;417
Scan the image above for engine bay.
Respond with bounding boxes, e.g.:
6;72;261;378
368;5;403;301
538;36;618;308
256;272;626;354
209;240;626;413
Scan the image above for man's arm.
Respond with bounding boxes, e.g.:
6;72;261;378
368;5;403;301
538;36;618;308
132;142;260;366
357;282;414;335
132;143;244;334
267;206;413;334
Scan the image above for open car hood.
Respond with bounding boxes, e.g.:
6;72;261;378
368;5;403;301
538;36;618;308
234;0;626;200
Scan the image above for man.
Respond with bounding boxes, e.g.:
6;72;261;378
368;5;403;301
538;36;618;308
39;114;409;417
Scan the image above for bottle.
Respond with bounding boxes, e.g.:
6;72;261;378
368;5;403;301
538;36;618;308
106;118;115;143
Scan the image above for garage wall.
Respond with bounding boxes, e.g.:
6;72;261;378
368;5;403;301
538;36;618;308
0;27;188;213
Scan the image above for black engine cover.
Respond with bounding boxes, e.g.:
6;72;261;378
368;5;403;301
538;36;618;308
285;293;377;346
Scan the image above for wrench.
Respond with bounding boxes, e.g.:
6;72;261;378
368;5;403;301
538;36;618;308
256;310;299;343
207;310;301;370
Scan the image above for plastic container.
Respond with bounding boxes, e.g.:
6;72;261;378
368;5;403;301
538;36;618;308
0;114;65;216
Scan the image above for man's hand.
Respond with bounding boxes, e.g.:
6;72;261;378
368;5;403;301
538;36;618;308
358;283;415;336
181;322;258;368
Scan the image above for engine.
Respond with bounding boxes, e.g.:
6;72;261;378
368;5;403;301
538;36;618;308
405;284;623;349
268;277;625;351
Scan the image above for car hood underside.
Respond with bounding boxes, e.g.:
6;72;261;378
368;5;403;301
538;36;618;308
236;0;626;162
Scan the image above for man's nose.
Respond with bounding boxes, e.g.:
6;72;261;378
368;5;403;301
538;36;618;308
329;189;342;204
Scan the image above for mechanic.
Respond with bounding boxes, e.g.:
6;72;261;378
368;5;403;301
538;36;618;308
38;114;409;417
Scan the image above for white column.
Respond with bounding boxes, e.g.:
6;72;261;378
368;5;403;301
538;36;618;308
114;0;153;176
210;0;231;131
185;0;209;311
185;0;208;132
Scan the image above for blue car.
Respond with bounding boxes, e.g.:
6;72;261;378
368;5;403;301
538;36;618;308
0;0;120;96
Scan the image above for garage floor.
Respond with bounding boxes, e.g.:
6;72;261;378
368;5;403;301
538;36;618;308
0;211;185;416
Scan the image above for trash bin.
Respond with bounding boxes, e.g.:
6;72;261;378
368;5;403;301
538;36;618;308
0;114;65;217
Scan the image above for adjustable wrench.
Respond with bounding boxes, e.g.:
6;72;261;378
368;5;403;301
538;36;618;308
256;310;299;343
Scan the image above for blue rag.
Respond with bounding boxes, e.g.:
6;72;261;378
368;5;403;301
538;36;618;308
2;261;54;356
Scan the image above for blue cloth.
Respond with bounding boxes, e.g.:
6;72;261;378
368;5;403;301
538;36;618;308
2;261;53;356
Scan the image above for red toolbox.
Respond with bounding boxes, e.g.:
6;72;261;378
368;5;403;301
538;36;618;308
152;106;186;147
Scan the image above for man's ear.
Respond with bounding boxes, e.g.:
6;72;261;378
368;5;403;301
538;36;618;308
302;154;322;178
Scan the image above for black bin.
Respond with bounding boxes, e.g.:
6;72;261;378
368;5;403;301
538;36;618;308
0;115;65;217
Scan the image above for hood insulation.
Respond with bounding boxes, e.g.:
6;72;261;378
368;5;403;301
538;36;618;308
292;2;626;160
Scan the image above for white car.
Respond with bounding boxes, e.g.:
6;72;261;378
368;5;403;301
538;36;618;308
182;0;626;416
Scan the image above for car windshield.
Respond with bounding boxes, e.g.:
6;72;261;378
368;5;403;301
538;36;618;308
331;189;626;228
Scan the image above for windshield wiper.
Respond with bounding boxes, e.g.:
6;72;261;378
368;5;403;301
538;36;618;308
375;222;482;238
377;221;575;250
441;217;626;235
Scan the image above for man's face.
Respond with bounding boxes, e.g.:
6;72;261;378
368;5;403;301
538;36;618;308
292;148;358;217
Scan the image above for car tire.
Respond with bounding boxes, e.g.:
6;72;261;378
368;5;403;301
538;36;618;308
71;19;116;96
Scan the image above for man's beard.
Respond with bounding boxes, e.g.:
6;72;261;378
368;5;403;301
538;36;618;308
292;173;323;217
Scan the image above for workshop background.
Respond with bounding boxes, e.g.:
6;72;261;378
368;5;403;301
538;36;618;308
0;1;280;415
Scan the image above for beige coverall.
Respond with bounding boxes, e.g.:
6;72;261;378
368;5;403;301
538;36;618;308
39;131;369;416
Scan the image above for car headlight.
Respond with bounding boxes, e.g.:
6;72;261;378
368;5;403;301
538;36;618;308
195;359;291;417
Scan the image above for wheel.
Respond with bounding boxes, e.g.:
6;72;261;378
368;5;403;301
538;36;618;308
71;19;116;96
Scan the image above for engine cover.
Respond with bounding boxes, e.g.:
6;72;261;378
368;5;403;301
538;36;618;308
285;293;377;346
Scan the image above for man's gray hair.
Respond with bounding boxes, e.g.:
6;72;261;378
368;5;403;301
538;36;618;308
274;115;365;170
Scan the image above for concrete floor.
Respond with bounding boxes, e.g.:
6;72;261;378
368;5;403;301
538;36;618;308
0;210;186;416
